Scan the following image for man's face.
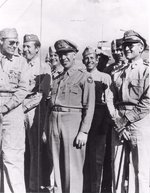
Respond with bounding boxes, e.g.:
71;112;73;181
49;52;60;68
23;41;39;61
83;53;97;72
1;38;19;56
123;42;144;61
111;45;124;62
58;51;76;70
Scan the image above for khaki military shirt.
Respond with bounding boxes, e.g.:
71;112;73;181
51;66;95;133
52;65;64;80
23;56;51;112
0;53;29;110
90;68;115;116
112;58;149;123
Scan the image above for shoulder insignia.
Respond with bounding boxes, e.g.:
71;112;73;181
87;76;93;83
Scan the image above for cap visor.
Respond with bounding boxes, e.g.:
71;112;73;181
123;38;142;44
56;48;77;53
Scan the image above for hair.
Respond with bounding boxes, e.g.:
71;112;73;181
34;41;41;48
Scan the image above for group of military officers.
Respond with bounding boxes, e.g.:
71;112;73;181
0;27;149;193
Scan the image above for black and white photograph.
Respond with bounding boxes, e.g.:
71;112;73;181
0;0;149;193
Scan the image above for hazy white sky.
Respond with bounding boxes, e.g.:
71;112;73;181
0;0;149;51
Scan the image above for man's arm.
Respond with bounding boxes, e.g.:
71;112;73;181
0;58;29;114
75;73;95;148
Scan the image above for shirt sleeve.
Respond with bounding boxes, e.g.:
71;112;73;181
125;67;150;122
104;74;116;117
23;68;51;112
80;73;95;133
5;58;30;111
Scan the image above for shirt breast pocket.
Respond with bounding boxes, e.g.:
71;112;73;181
69;85;81;106
130;79;144;97
70;87;78;94
8;70;21;86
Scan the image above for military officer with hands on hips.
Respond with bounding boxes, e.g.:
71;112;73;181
22;34;51;192
0;28;29;193
111;30;150;193
47;39;95;193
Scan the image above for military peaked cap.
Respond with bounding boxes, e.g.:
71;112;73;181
123;30;147;49
54;39;78;53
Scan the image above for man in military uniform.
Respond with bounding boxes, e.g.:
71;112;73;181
82;46;115;193
102;38;126;193
48;40;95;193
22;34;51;192
0;28;29;193
43;46;64;191
48;46;63;79
112;30;150;193
104;38;126;75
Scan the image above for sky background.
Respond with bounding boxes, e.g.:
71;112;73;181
0;0;149;59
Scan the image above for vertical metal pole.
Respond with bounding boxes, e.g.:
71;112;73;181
101;24;103;49
0;114;3;192
37;0;43;192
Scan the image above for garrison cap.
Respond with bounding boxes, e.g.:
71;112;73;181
123;30;147;49
111;38;123;49
23;34;40;44
0;28;18;39
49;46;56;54
82;46;96;57
54;39;78;53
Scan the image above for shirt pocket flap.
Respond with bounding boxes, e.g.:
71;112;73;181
70;87;78;94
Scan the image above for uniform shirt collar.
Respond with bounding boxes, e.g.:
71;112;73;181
64;65;78;76
52;65;63;74
90;68;98;76
0;52;18;61
129;58;143;69
28;55;39;67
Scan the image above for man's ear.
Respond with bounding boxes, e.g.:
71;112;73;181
96;55;99;63
139;43;144;53
35;47;40;54
0;39;3;45
82;59;85;64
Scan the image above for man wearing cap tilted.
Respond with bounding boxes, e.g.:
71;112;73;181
47;39;95;193
22;34;51;192
0;28;29;193
111;30;150;193
82;46;116;193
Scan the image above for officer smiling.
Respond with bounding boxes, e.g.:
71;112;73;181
48;39;95;193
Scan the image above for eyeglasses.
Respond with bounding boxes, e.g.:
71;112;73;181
3;38;19;46
122;43;139;49
8;40;19;46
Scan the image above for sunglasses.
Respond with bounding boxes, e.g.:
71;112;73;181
8;40;19;46
3;38;19;46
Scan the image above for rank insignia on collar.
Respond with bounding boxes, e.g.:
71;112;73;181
87;76;93;83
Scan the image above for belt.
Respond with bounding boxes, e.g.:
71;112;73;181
115;102;136;106
52;106;82;112
0;93;13;97
116;102;136;110
117;105;135;110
